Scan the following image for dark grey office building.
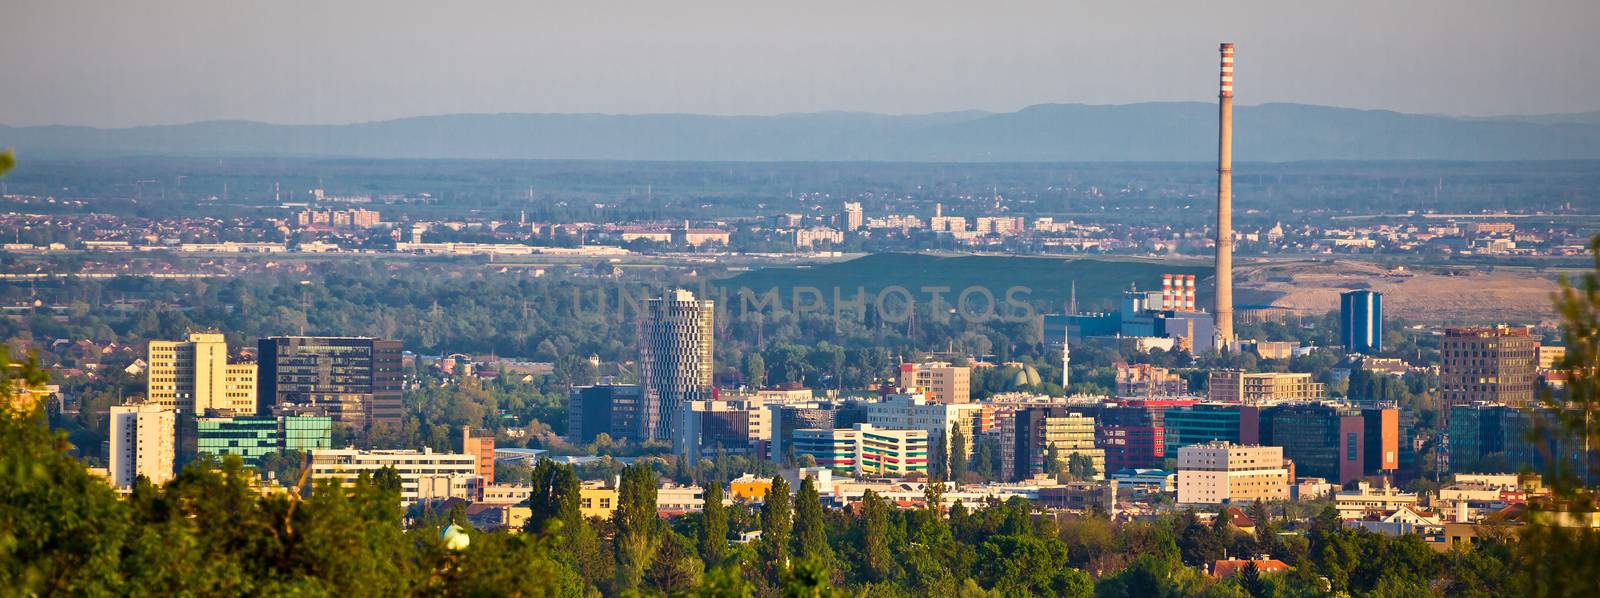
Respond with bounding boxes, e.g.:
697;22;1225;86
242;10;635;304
568;384;644;444
256;336;403;430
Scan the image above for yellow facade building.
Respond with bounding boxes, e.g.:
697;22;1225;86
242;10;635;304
147;332;257;415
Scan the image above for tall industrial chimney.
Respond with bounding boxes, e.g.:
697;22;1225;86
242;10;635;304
1215;42;1235;348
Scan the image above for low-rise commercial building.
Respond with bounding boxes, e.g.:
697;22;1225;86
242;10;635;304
1334;481;1419;519
309;447;477;507
196;414;332;468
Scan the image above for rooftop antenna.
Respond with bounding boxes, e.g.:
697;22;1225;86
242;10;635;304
1062;329;1071;391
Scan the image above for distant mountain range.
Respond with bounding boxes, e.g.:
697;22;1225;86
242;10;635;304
5;102;1600;162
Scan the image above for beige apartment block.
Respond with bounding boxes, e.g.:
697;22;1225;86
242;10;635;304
1208;370;1325;405
899;361;972;404
1177;442;1290;504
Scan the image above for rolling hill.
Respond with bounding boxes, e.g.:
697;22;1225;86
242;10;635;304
5;103;1600;162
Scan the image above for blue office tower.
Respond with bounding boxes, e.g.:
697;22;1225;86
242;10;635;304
1340;290;1382;354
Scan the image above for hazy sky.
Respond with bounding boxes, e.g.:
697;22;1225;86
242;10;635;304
4;0;1598;127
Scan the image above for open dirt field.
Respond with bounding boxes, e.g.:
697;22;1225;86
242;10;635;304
1236;259;1563;324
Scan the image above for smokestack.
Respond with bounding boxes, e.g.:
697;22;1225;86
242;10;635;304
1216;42;1235;348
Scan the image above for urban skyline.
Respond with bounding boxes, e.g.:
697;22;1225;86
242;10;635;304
2;5;1598;595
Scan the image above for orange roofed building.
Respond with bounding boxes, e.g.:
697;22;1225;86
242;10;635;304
1212;557;1290;580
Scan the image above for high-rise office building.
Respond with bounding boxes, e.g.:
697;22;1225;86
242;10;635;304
1440;326;1537;412
767;401;872;461
147;332;257;415
865;392;985;456
638;290;715;443
256;336;404;430
898;361;972;404
792;424;928;478
1081;404;1166;472
674;398;771;457
841;202;863;231
110;403;177;489
567;384;644;444
1000;407;1106;481
1340;290;1383;354
461;426;496;481
1253;403;1398;484
1445;403;1592;476
196;414;332;469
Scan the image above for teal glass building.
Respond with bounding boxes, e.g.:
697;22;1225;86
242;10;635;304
197;415;333;468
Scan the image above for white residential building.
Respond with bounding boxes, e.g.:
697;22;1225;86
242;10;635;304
309;447;477;506
1334;481;1419;519
109;403;177;489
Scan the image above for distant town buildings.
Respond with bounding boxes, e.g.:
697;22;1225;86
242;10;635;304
295;208;382;230
841;202;863;231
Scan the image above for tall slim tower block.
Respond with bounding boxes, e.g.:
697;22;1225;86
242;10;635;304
638;290;715;443
109;403;177;489
1340;290;1383;354
1215;42;1236;347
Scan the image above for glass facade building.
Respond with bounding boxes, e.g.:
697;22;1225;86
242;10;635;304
1163;403;1243;458
257;336;403;429
196;415;333;468
1339;290;1383;355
